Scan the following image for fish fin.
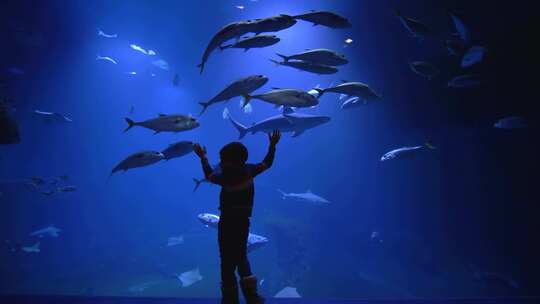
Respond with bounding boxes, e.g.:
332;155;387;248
269;59;281;66
277;189;287;199
197;63;204;74
228;114;248;139
123;118;135;133
341;79;349;83
271;87;282;90
292;129;305;137
312;87;324;98
275;53;288;62
193;178;202;192
199;102;210;115
240;94;252;108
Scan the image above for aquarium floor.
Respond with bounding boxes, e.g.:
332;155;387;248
0;295;539;304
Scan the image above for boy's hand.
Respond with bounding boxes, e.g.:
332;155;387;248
193;143;207;159
268;130;281;147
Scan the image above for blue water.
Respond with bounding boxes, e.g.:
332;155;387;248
1;0;538;299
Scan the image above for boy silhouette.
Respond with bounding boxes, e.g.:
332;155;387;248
194;130;281;304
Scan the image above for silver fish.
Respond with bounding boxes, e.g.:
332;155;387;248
293;10;351;28
124;114;199;134
276;48;348;66
243;88;320;108
161;141;194;160
111;151;164;175
270;59;338;74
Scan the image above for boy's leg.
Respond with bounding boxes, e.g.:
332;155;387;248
218;219;239;304
238;218;264;304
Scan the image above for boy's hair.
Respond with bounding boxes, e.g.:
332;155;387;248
220;141;248;165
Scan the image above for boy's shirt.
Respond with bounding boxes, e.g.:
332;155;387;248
200;146;275;218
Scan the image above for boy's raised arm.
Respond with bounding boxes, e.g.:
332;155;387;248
194;143;218;183
255;130;281;175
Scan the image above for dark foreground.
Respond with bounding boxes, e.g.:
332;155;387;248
1;295;539;304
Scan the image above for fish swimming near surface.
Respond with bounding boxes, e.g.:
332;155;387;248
275;286;302;298
380;142;436;161
270;58;338;75
199;75;268;114
242;88;320;108
97;29;117;38
448;10;471;46
275;49;348;66
22;242;40;253
96;55;118;64
0;100;21;144
293;10;351;28
161;141;194;160
395;10;430;38
220;34;280;51
30;225;61;238
409;61;439;80
124;114;199;134
197;213;269;252
447;74;481;88
111;151;164;175
198;20;258;74
228;110;330;138
461;46;487;68
34;110;73;123
494;116;527;129
277;189;330;205
317;81;381;102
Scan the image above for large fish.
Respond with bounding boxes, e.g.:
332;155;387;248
277;189;330;205
124;114;199;134
0;100;20;144
198;20;258;74
380;142;436;161
242;88;320;108
220;34;280;52
270;58;338;75
199;75;268;114
111;151;164;175
251;14;297;34
161;141;194;160
228;110;330;138
293;11;351;28
395;10;430;38
197;213;269;252
317;81;381;101
276;49;348;66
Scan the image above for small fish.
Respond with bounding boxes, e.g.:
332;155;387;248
461;46;487;68
340;97;366;110
125;71;137;75
167;236;184;247
494;116;527;129
34;110;73;123
152;59;169;70
380;142;436;161
275;48;348;66
344;38;353;44
242;88;320;108
277;189;330;205
235;5;245;10
30;226;61;238
177;268;203;287
409;61;439;80
220;34;280;52
96;55;118;64
318;81;381;101
110;151;164;175
57;185;76;192
130;44;156;55
124;114;199;134
395;10;430;39
97;29;117;38
370;231;383;243
200;75;268;114
21;242;40;253
448;74;481;88
448;10;471;46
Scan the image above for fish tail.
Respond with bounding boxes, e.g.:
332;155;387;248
275;53;288;62
240;94;252;108
228;114;248;140
193;178;202;192
312;88;325;98
197;62;204;74
199;102;210;115
124;118;135;133
269;59;281;67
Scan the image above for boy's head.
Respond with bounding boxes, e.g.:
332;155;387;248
220;141;248;168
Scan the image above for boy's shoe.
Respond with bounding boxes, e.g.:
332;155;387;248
239;275;265;304
221;282;240;304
